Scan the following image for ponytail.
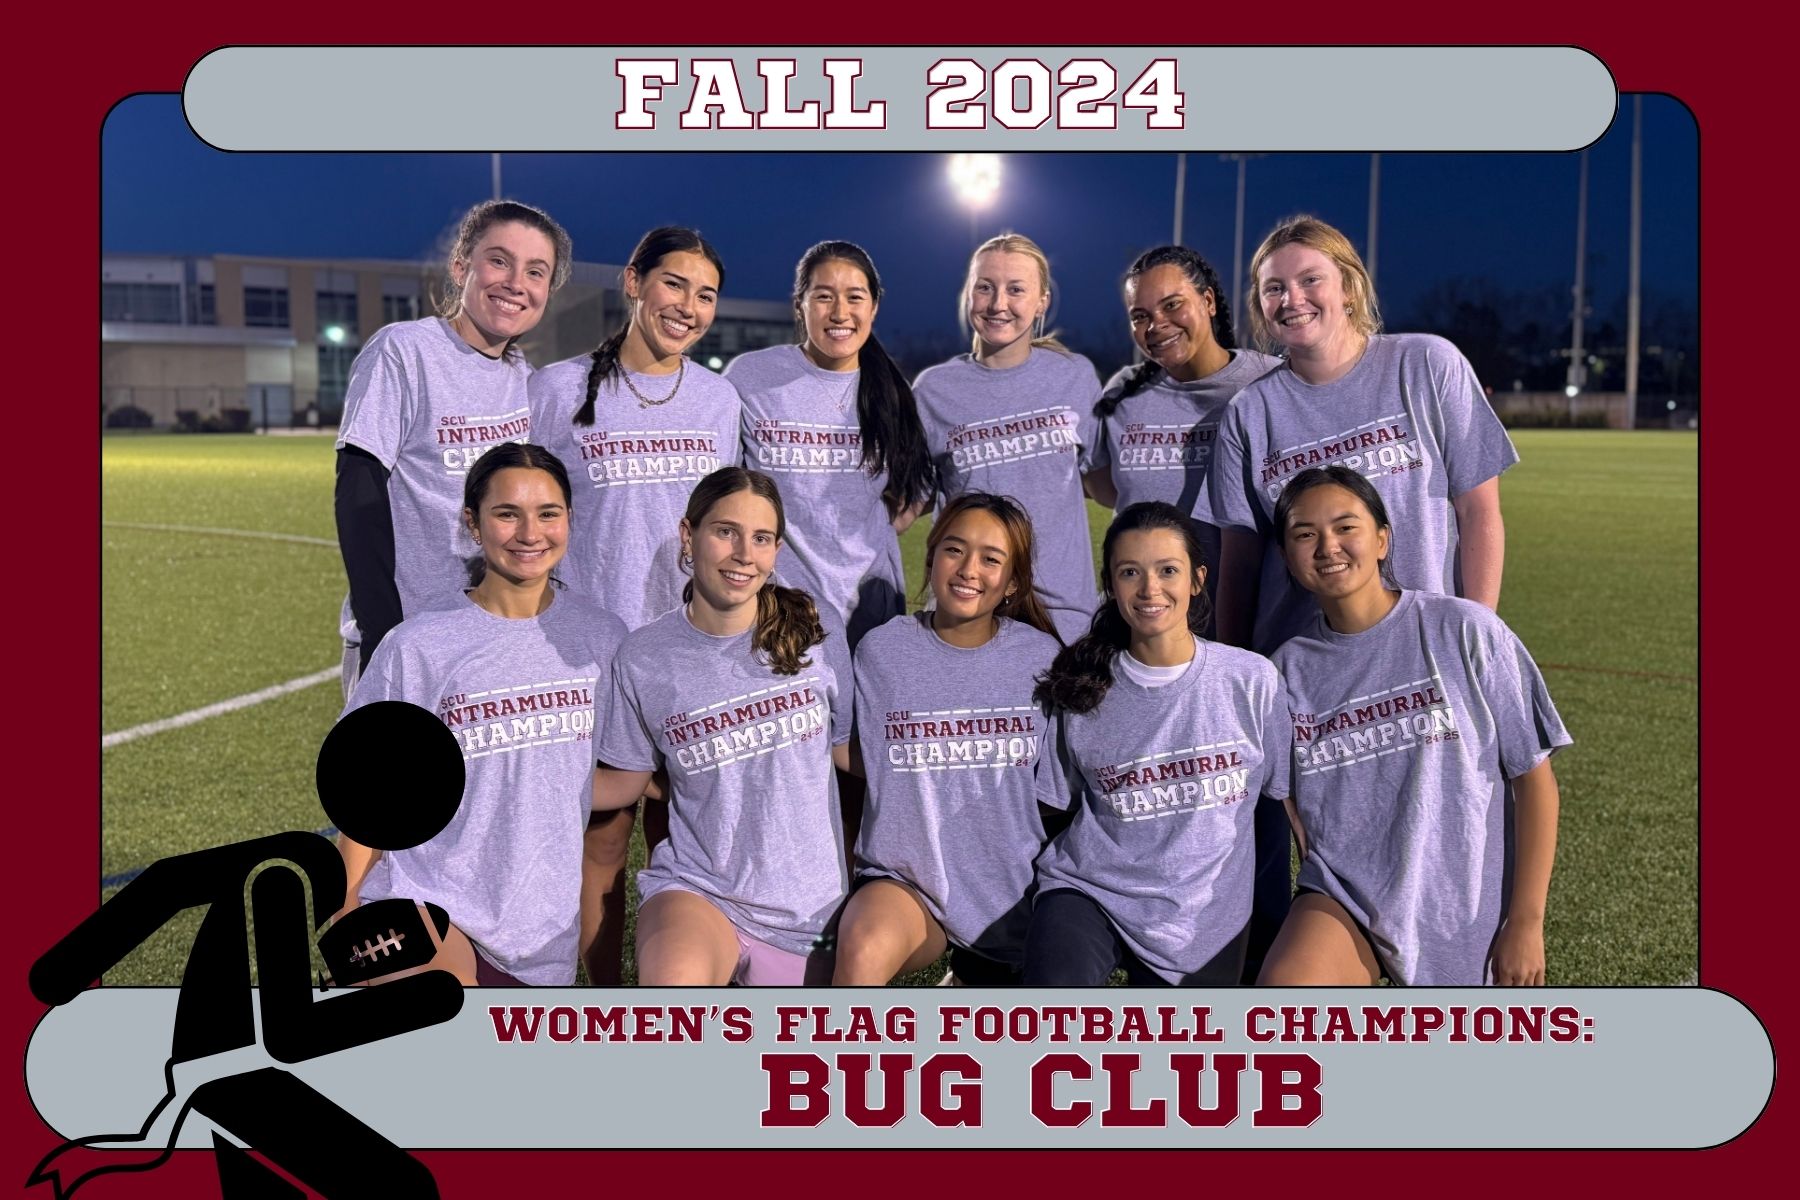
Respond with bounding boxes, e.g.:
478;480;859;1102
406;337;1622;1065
1032;500;1211;714
1095;360;1163;420
572;225;725;428
1034;606;1130;715
756;584;827;675
854;334;936;518
574;327;629;427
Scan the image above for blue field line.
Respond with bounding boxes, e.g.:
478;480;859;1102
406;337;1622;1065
101;826;341;891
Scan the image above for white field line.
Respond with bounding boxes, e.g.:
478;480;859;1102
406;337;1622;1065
103;520;338;549
103;667;341;749
103;521;343;747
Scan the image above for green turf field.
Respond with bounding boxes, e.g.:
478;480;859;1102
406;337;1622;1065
98;429;1697;986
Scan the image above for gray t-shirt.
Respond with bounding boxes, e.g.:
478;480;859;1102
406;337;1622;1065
336;317;533;621
1203;333;1520;654
594;605;855;955
1270;590;1571;986
1095;350;1282;558
528;355;743;630
852;614;1069;966
346;590;627;985
1035;638;1288;982
913;348;1104;643
726;344;902;649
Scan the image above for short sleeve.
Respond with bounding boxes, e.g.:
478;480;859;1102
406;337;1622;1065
341;639;403;716
525;364;563;449
1426;339;1520;498
822;620;856;746
1033;705;1075;811
1089;413;1114;475
593;654;660;772
1259;668;1294;801
1469;616;1572;780
715;375;746;468
335;332;412;470
1204;399;1264;533
1072;357;1105;474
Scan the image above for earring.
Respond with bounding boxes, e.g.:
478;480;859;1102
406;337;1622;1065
1345;304;1355;316
680;551;692;570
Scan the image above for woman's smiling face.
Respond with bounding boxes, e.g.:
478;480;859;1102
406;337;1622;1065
798;258;878;370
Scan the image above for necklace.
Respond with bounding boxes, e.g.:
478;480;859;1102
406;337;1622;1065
815;369;857;414
621;356;686;408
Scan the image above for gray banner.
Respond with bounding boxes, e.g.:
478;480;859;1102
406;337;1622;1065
183;47;1615;152
27;988;1770;1149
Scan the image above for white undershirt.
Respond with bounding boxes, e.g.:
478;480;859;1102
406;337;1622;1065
1117;640;1197;689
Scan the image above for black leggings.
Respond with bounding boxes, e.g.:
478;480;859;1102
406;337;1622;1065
1022;889;1247;986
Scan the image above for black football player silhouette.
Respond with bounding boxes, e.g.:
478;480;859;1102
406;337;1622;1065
29;701;466;1198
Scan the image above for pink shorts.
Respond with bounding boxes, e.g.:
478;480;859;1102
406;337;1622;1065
730;924;817;986
640;885;832;984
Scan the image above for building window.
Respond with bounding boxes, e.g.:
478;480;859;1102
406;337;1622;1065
187;284;216;326
244;286;290;328
102;282;182;324
317;343;358;421
317;289;358;334
382;293;420;325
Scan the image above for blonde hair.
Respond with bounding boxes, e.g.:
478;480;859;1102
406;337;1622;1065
962;232;1071;356
1246;215;1382;354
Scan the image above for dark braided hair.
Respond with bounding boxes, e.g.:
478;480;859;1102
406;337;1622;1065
574;226;724;427
1033;502;1212;715
1096;245;1238;419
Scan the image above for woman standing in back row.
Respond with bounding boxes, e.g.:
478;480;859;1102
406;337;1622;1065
335;200;572;694
914;233;1103;644
1206;214;1517;656
1085;244;1280;633
528;226;742;986
724;240;935;651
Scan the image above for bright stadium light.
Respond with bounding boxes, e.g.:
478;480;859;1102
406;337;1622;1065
947;153;1002;210
324;324;347;345
707;356;724;370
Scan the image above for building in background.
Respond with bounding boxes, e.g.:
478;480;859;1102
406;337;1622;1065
102;254;794;430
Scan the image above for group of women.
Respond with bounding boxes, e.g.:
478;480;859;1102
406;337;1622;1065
330;197;1569;991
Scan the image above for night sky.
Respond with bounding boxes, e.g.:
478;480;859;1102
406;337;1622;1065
103;94;1697;370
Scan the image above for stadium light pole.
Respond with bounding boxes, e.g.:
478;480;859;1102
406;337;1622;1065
1625;96;1642;431
1566;150;1590;419
1366;153;1381;290
491;153;502;201
947;153;1002;248
1172;152;1187;245
1220;154;1265;333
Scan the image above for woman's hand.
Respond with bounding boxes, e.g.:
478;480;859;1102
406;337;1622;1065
1489;916;1546;985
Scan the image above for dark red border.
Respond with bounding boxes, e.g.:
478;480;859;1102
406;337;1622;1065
18;10;1778;1196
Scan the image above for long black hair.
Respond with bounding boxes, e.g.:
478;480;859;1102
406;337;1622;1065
1034;502;1211;715
792;240;935;519
1096;245;1237;419
574;226;725;426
